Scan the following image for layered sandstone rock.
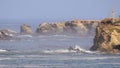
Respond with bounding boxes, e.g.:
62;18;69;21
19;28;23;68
36;23;58;34
36;20;99;35
90;18;120;53
20;24;32;34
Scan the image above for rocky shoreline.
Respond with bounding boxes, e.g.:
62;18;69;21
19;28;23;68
0;20;99;39
1;18;120;53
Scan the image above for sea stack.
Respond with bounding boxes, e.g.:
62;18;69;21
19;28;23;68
20;24;32;34
90;18;120;53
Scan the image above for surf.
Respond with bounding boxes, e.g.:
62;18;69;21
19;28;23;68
43;45;97;54
0;49;8;53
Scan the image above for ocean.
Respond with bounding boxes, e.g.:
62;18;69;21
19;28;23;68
0;20;120;68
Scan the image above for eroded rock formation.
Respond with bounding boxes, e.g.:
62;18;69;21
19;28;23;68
0;20;99;40
36;20;99;35
20;24;32;34
0;29;17;39
90;18;120;53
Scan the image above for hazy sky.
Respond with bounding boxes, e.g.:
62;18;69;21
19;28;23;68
0;0;120;20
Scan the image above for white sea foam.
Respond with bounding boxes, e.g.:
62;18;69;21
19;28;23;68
43;49;76;53
0;49;8;53
52;34;71;37
17;35;33;38
38;35;73;38
43;45;97;54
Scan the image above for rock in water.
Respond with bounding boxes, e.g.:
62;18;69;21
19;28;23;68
90;18;120;53
20;24;32;34
36;23;57;34
0;29;17;39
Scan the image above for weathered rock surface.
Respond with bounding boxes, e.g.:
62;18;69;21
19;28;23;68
90;18;120;53
20;24;32;34
36;20;99;35
0;29;17;39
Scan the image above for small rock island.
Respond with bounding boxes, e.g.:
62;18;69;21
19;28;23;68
90;18;120;53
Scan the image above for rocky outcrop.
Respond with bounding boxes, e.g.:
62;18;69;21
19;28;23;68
90;18;120;53
36;23;58;34
20;24;32;34
0;19;100;40
36;20;99;35
64;20;88;34
0;29;17;39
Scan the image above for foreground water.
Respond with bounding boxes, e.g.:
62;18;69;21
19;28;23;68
0;35;120;68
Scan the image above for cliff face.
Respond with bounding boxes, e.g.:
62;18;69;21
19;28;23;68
90;18;120;53
36;20;99;35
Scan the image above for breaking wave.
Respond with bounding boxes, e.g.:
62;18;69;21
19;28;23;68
43;45;98;54
0;49;8;53
52;35;73;38
16;35;33;38
37;34;81;38
38;34;72;38
43;49;76;53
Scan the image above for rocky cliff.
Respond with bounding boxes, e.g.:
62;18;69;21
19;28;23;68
0;19;99;39
90;18;120;53
36;20;99;35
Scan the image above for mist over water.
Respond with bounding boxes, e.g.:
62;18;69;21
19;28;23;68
0;20;120;68
0;34;93;51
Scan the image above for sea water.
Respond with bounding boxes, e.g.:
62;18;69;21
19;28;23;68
0;20;120;68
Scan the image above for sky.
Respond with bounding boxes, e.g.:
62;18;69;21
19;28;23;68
0;0;120;21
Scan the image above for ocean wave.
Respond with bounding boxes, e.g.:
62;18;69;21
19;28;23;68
43;45;97;54
52;34;72;37
16;35;33;38
43;49;76;53
38;34;74;38
43;49;97;54
0;49;8;53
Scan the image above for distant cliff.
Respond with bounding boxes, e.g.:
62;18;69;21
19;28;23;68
0;19;100;39
90;18;120;53
36;20;99;35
